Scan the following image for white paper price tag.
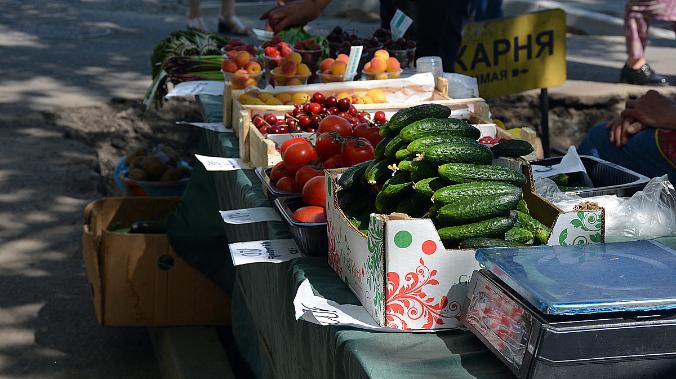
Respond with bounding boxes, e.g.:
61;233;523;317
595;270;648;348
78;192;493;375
177;122;231;133
165;81;224;98
344;45;363;81
390;9;413;40
229;239;300;266
195;154;250;171
220;207;281;224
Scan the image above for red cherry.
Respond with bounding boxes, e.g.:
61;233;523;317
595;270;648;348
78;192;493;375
324;96;337;108
277;125;289;133
349;106;359;116
311;114;323;125
305;127;316;133
264;113;278;125
326;107;338;115
337;98;351;111
287;119;298;129
309;102;323;114
337;111;349;119
298;115;311;127
311;92;325;104
374;111;386;124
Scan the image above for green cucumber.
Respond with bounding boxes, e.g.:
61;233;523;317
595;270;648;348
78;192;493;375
491;139;534;158
411;160;440;181
438;212;517;241
384;135;408;158
413;177;447;198
364;159;395;185
337;160;372;189
459;238;521;249
407;135;477;154
397;160;412;172
516;211;551;244
438;163;526;186
400;118;481;142
379;122;395;137
387;104;452;133
425;203;442;218
374;136;393;159
505;227;534;244
395;148;414;160
419;143;493;165
396;193;432;217
375;171;413;213
436;192;521;225
433;182;522;205
517;199;529;213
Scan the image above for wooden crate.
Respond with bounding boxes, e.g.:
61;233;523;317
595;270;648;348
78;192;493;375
243;96;491;168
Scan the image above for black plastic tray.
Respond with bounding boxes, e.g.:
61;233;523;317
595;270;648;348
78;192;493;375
255;167;300;200
273;196;327;256
531;155;649;197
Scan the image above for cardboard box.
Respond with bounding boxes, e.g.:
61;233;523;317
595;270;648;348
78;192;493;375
325;160;604;331
82;197;230;326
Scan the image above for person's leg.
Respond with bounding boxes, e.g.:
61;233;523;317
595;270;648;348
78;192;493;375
218;0;250;35
621;3;669;85
579;123;675;181
188;0;201;19
415;0;471;72
473;0;503;22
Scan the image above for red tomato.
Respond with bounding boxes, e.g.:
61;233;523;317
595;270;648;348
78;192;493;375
361;127;384;147
270;161;292;182
302;176;326;207
283;142;318;172
323;154;343;169
275;176;298;192
318;115;352;137
280;137;311;154
315;132;343;160
293;206;326;223
341;137;375;166
295;165;323;189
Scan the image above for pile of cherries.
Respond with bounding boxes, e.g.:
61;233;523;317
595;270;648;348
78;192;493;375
251;92;388;135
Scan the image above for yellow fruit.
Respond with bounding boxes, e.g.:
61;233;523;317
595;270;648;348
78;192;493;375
296;63;310;76
291;92;310;104
249;98;265;105
366;89;386;103
362;96;374;104
288;52;302;65
375;73;389;80
352;96;365;104
258;92;274;101
265;97;283;105
276;92;292;102
336;91;350;100
287;78;303;86
239;94;257;104
374;49;389;60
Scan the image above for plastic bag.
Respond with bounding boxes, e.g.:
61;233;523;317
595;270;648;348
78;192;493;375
535;175;676;242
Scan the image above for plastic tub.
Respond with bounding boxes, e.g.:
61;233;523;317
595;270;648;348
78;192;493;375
361;69;402;80
222;67;263;90
387;47;416;69
114;157;190;197
269;68;310;87
293;47;322;71
530;155;650;197
255;167;299;200
315;70;356;83
274;196;327;256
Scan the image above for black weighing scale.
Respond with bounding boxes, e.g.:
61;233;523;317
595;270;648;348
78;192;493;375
461;240;676;378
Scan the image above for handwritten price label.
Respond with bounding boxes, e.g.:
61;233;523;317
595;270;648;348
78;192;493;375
195;154;250;171
344;45;363;81
228;239;300;266
219;207;281;224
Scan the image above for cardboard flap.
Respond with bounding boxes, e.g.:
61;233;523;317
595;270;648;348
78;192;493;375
82;224;104;323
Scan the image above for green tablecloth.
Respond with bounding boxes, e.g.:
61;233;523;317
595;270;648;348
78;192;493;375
168;95;513;378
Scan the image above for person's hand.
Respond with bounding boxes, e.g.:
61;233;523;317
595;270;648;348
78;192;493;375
261;0;323;33
620;90;676;130
606;117;643;147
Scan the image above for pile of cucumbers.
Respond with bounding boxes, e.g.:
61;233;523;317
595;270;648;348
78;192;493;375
338;104;550;248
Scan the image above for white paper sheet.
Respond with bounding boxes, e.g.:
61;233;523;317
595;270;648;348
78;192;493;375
194;154;250;171
177;121;231;133
228;239;300;266
531;146;587;179
166;81;224;97
220;207;281;224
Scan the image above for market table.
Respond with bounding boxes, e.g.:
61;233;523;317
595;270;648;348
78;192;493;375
166;94;516;378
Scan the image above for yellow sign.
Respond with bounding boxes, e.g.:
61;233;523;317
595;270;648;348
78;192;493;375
455;9;566;98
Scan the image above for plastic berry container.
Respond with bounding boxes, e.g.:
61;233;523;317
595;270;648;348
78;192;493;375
361;69;403;80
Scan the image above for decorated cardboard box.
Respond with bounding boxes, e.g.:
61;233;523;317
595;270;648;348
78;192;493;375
325;161;604;331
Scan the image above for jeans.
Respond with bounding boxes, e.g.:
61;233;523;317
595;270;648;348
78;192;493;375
471;0;504;21
578;122;676;183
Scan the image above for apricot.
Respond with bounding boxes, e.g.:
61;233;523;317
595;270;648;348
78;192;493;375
296;63;311;76
374;49;389;60
319;58;334;72
234;51;251;67
244;61;262;74
245;78;258;88
369;57;387;74
221;59;238;73
336;53;349;64
288;52;302;64
330;60;347;76
363;62;372;72
281;60;297;75
375;72;389;80
287;78;303;86
386;57;400;73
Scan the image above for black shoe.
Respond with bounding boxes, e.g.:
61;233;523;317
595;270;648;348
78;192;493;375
620;64;670;86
